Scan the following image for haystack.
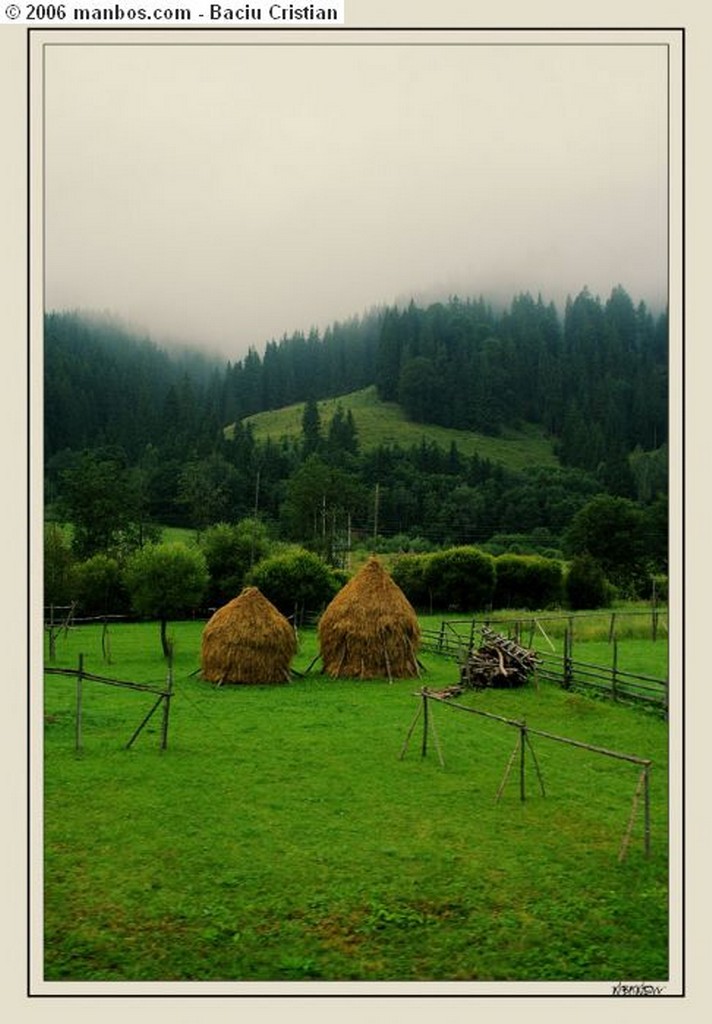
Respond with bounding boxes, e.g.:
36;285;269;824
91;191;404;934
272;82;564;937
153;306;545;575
318;557;421;680
201;586;297;685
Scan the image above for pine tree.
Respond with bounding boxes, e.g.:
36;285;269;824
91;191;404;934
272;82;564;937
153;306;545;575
301;397;322;457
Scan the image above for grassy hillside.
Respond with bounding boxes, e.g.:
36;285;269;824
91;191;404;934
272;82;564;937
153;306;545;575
235;386;559;471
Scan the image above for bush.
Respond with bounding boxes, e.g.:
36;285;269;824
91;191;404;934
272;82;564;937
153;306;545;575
564;495;647;593
565;555;613;610
44;523;75;608
123;542;209;656
493;554;563;610
72;553;128;617
370;534;434;555
248;548;342;622
424;546;496;612
200;519;273;607
390;553;432;610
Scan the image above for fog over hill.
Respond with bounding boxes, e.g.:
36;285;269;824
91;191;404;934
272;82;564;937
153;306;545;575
44;42;667;361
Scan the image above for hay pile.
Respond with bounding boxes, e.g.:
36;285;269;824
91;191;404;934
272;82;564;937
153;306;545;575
201;586;297;685
318;557;421;680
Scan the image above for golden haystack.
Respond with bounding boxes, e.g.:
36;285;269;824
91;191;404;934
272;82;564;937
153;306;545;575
318;556;421;680
201;586;297;685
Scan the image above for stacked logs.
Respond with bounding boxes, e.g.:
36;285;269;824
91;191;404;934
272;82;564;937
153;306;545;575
458;628;541;691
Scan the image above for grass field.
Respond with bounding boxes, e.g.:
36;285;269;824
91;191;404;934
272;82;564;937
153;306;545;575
42;619;669;984
235;386;559;470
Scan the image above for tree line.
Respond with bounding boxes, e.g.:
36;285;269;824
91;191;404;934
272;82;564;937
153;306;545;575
43;285;669;608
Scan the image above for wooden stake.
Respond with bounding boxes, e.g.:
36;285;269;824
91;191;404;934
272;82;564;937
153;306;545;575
535;618;555;652
48;605;57;663
421;692;429;757
160;655;173;751
399;702;423;760
383;643;393;684
303;653;322;674
519;724;526;801
428;702;446;768
563;628;573;689
618;768;647;863
644;765;651;857
495;734;522;804
75;653;84;754
126;696;164;749
101;618;112;664
524;731;546;797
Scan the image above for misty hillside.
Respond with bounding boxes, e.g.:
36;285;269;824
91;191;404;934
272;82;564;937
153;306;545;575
43;287;668;557
46;286;667;469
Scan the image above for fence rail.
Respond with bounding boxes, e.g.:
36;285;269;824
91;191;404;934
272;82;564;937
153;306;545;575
45;655;175;751
420;615;668;711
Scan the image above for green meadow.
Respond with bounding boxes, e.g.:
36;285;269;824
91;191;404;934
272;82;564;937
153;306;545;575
237;386;559;470
43;619;669;984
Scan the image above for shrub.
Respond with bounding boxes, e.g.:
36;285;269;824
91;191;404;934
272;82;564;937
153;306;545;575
493;554;563;610
72;553;128;617
247;548;341;622
565;554;613;610
44;523;75;608
390;553;433;610
651;574;668;603
370;534;434;555
424;546;495;612
200;519;273;607
123;542;209;656
564;495;647;593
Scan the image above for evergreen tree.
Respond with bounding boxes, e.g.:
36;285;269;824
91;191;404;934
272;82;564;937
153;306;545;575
301;397;322;457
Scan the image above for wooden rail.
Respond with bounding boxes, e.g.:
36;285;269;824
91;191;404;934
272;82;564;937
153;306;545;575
420;617;668;711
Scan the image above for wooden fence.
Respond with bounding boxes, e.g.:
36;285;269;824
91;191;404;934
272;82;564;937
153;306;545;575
420;613;668;712
45;654;175;751
400;688;653;862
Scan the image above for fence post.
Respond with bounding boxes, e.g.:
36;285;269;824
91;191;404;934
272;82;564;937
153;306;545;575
563;628;573;690
421;692;429;758
101;617;112;664
75;653;84;753
519;723;527;802
611;636;618;702
160;648;174;751
48;605;56;663
608;613;616;643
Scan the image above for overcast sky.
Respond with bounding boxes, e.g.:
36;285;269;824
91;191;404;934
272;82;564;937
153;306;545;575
44;41;668;359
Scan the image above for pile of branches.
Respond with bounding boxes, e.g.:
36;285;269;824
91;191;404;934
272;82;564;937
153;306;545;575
457;627;541;690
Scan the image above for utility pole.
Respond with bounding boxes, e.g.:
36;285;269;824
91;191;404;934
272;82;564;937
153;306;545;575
373;482;380;540
347;511;352;570
250;466;261;567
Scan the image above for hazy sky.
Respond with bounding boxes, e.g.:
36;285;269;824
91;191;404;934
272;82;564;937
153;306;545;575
44;40;668;358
